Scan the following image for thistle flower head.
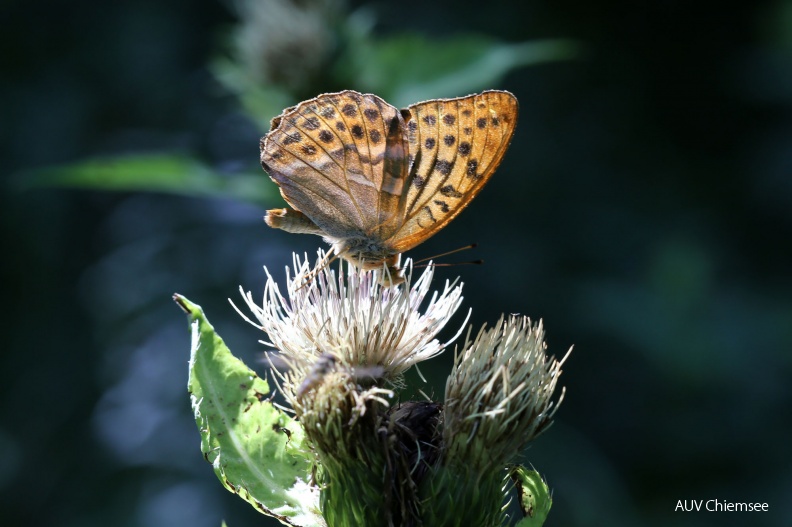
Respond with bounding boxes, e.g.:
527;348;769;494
443;316;570;471
233;251;467;411
231;0;342;91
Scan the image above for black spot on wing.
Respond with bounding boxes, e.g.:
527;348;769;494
440;185;463;198
435;160;452;176
282;132;301;145
319;130;334;143
466;159;480;179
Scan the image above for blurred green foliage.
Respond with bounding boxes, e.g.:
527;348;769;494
18;0;575;200
17;154;275;203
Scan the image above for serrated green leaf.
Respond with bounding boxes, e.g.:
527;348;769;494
338;33;579;106
14;154;279;205
175;294;324;527
510;466;552;527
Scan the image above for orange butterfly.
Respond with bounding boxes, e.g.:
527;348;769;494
260;90;518;283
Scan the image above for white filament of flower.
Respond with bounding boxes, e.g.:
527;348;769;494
232;250;468;409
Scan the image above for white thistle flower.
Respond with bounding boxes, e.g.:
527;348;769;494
443;316;570;470
232;250;467;404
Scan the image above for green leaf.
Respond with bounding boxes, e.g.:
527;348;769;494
338;33;579;107
174;294;324;527
510;466;552;527
15;154;279;205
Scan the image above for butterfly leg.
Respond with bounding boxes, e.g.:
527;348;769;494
265;208;326;235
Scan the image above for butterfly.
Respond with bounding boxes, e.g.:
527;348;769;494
260;89;518;283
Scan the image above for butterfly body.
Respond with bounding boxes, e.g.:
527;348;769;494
264;206;403;272
261;90;518;282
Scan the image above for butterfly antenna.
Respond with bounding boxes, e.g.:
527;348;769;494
414;243;478;264
414;259;483;268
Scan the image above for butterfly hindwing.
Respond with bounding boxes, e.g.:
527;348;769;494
387;90;518;252
261;91;409;240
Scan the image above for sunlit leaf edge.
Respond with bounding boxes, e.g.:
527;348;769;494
510;465;552;527
175;294;325;527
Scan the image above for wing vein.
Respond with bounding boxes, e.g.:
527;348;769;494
269;132;350;196
329;95;368;229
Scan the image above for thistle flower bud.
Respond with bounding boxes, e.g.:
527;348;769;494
443;316;570;471
412;317;568;526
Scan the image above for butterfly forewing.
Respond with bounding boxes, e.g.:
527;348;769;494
261;91;409;240
400;98;444;228
387;90;518;252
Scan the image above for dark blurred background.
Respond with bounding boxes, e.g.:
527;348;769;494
2;0;791;526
